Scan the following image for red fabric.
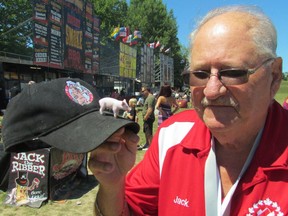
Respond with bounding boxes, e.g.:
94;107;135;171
125;101;288;215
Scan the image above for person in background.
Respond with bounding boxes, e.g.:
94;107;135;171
125;98;138;122
138;86;155;150
155;84;179;126
120;88;126;99
283;96;288;110
88;5;288;215
110;89;120;99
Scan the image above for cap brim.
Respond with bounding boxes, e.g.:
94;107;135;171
39;111;140;153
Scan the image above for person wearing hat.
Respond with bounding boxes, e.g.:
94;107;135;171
88;5;288;216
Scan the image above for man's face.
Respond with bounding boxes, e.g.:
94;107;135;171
190;13;281;134
141;88;149;98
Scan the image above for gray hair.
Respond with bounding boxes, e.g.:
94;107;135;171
189;5;277;60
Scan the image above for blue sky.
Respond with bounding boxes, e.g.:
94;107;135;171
163;0;288;72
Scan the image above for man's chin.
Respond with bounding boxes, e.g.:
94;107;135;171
202;108;239;130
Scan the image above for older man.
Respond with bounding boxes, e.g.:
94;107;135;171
89;5;287;216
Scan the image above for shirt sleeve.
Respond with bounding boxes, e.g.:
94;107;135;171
147;95;156;108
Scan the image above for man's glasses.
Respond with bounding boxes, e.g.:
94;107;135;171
186;58;275;86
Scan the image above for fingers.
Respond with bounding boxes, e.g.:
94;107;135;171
121;129;140;152
88;156;114;173
88;127;139;177
105;127;125;143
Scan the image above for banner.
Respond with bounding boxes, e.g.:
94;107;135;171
63;3;84;71
4;147;87;207
33;0;49;67
32;0;100;73
83;2;93;73
92;16;100;73
49;0;63;68
4;149;50;208
119;43;137;78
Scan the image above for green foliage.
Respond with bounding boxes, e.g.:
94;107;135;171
92;0;187;87
0;0;33;56
275;80;288;104
0;0;188;86
126;0;186;88
92;0;128;42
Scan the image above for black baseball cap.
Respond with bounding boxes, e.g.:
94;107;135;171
2;78;139;153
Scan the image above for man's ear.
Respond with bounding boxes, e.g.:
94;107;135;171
270;57;283;99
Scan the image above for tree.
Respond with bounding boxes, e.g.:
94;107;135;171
127;0;186;88
92;0;128;42
0;0;33;56
91;0;187;87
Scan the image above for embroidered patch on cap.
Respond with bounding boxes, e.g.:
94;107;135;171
246;198;283;216
65;81;93;106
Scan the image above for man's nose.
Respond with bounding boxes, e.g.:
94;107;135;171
203;74;227;99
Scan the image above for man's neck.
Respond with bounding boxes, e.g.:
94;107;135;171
214;136;256;197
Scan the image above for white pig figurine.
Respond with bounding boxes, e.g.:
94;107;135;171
99;97;131;118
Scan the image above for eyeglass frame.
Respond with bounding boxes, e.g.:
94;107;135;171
188;57;275;86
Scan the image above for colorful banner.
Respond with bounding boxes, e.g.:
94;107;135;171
33;0;49;67
4;147;87;207
49;0;63;68
33;0;100;73
4;149;50;208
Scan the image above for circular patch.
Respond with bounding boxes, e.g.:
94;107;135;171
65;80;94;106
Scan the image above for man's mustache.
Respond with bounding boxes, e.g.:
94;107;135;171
201;97;239;108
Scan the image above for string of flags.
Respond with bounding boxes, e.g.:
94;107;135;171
110;26;171;53
111;27;142;46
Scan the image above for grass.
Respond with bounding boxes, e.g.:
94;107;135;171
275;80;288;104
0;81;287;215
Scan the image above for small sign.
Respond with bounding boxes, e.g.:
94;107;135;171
4;149;49;208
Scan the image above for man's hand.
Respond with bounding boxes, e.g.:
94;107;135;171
88;127;140;186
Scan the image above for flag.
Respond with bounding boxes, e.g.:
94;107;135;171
155;41;160;48
111;27;120;40
148;42;155;48
129;30;141;45
122;34;133;44
119;27;130;38
164;47;171;53
130;37;139;45
133;30;142;40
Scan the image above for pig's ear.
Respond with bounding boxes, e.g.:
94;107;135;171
123;99;126;102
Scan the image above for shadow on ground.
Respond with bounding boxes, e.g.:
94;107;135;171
67;175;98;199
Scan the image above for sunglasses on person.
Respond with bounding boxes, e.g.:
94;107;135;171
186;58;275;86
